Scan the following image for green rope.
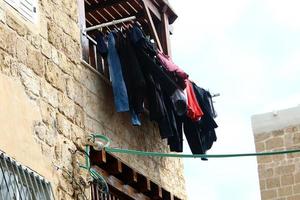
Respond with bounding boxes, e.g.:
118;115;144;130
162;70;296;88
79;145;109;193
105;147;300;158
79;133;300;195
88;134;300;158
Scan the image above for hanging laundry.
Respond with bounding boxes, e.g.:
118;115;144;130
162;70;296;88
185;79;204;121
171;89;187;116
157;50;188;89
92;24;218;156
115;31;146;115
107;32;130;112
95;32;108;58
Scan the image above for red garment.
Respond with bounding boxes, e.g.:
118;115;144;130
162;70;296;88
185;80;204;121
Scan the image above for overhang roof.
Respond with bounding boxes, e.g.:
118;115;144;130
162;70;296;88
84;0;178;29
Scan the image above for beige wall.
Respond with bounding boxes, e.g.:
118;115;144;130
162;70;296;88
0;0;187;199
252;108;300;200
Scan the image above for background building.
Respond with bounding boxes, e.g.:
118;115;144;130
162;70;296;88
0;0;187;199
252;105;300;200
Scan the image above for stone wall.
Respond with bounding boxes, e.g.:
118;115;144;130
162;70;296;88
252;107;300;200
0;0;187;199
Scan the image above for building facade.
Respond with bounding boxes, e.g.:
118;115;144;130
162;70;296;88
0;0;187;199
252;106;300;200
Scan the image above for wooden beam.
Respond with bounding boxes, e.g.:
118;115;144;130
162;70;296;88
174;196;182;200
90;151;180;199
108;160;123;175
78;0;89;62
137;174;151;193
142;0;162;51
162;188;171;200
160;11;171;55
145;181;163;200
90;148;107;165
143;0;161;21
92;166;149;200
86;0;127;13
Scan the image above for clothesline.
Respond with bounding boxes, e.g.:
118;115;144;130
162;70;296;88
89;134;300;159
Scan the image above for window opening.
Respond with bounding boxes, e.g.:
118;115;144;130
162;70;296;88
79;0;177;78
4;0;38;22
0;151;54;200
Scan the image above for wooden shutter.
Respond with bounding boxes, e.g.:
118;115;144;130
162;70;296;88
4;0;37;22
19;0;37;22
4;0;20;10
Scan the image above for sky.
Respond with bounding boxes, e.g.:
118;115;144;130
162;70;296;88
169;0;300;199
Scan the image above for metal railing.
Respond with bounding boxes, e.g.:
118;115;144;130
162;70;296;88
81;31;110;78
91;183;134;200
0;152;54;200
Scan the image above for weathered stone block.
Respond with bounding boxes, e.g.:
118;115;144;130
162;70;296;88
293;183;300;194
272;130;284;137
40;17;48;40
6;13;27;36
41;39;51;58
19;64;41;98
257;156;273;164
259;168;274;178
51;47;59;65
40;100;56;128
261;189;277;199
0;24;7;50
287;195;300;200
255;132;271;142
278;186;293;197
266;137;284;150
266;177;281;189
58;93;75;121
45;61;66;92
260;179;266;190
66;78;83;107
285;126;298;134
84;115;104;133
256;142;265;152
63;35;80;63
45;128;57;147
56;113;72;139
58;53;73;76
0;8;6;24
27;47;45;77
34;121;47;141
0;51;12;75
6;29;17;56
62;0;78;21
16;36;27;64
275;165;296;175
292;132;300;145
27;32;42;49
71;124;85;149
281;175;295;186
41;80;59;108
48;21;64;51
295;173;300;183
272;154;286;162
74;105;85;129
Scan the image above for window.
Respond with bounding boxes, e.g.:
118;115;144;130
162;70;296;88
4;0;37;22
78;0;177;77
0;152;54;200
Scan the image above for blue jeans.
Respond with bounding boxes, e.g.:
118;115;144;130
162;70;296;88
107;32;130;112
107;33;141;126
